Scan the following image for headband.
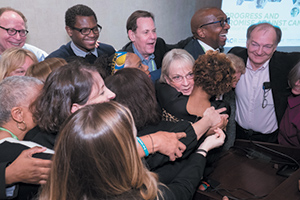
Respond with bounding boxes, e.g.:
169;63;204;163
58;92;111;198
111;51;127;74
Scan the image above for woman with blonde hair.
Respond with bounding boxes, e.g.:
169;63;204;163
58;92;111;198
0;47;38;81
25;57;67;82
39;101;225;200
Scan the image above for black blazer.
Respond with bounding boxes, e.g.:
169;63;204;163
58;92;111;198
228;46;300;124
184;38;206;60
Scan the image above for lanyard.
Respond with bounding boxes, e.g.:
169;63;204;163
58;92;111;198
0;127;19;140
150;60;156;72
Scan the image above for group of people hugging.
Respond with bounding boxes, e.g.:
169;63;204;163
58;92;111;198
0;3;300;200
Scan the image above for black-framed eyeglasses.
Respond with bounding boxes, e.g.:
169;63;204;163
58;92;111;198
0;25;28;37
199;17;230;28
71;24;102;36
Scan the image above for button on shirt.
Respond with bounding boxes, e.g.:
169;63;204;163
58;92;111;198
235;58;278;134
132;44;157;72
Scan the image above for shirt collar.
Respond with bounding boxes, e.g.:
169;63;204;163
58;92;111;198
288;94;300;108
132;43;155;62
246;58;270;71
70;41;98;57
197;40;219;52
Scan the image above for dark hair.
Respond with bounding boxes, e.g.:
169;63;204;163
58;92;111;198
126;10;154;33
246;22;282;45
39;102;159;200
194;50;235;97
94;54;115;80
105;68;161;130
32;60;98;133
65;4;97;28
0;7;27;28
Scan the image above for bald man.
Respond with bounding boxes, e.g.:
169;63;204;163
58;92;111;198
184;7;230;60
0;7;48;62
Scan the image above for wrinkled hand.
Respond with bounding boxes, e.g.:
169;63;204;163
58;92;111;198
203;107;228;127
199;128;226;152
5;147;52;185
152;131;187;161
206;114;228;136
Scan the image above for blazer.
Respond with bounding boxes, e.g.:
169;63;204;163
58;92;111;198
228;47;300;125
46;41;115;64
121;37;192;69
184;38;205;60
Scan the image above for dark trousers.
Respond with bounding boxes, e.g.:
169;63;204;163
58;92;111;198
236;122;278;143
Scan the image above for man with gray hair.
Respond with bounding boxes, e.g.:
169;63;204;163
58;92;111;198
229;23;300;143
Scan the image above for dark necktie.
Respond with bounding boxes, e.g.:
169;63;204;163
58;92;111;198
85;53;97;64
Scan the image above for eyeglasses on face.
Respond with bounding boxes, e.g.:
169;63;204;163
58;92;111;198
71;24;102;36
169;72;194;83
0;25;28;37
199;17;230;28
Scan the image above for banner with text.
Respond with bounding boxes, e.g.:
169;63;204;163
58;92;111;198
222;0;300;47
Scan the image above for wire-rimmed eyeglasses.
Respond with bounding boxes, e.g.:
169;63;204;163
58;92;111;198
199;17;230;28
71;24;102;36
169;72;194;83
0;25;28;37
262;82;271;108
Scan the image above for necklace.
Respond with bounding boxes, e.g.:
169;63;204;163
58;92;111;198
0;127;19;140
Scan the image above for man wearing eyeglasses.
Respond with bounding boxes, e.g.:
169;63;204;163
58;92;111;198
0;7;48;62
229;23;300;143
184;7;230;60
46;4;115;64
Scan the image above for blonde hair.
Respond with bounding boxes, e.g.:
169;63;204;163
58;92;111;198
159;49;195;83
226;53;245;74
39;101;160;200
0;47;38;81
25;57;67;82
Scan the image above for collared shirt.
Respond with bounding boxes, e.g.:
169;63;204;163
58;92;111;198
197;40;219;52
235;58;278;134
70;41;98;57
132;43;157;72
23;43;48;62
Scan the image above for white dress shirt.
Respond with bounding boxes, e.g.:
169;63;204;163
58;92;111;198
235;58;278;134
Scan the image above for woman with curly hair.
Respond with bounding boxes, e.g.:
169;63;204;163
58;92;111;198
157;49;234;123
185;50;235;122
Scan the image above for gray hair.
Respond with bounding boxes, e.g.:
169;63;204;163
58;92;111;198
246;23;282;45
0;76;43;125
288;61;300;89
159;49;195;83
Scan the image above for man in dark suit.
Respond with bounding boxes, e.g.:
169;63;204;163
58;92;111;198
121;10;191;82
47;4;115;64
229;23;300;143
184;7;230;60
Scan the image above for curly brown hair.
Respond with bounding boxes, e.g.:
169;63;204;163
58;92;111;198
193;50;235;96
